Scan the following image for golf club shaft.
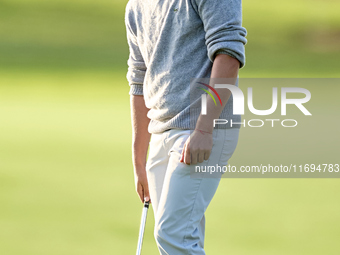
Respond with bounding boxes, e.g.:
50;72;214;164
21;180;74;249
136;201;149;255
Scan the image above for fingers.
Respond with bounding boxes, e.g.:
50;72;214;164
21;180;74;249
184;150;210;165
180;140;191;165
180;133;212;165
144;184;150;203
191;149;198;164
184;145;191;165
136;183;144;203
180;138;189;164
191;150;207;164
198;151;204;163
182;146;208;165
136;179;151;203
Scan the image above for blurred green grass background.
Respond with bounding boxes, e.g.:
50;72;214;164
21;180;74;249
0;0;339;254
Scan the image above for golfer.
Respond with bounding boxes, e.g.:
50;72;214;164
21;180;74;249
125;0;247;254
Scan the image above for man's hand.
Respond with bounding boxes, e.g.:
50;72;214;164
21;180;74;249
134;167;150;203
180;130;213;165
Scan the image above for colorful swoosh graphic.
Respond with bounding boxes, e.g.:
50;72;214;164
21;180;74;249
196;82;222;106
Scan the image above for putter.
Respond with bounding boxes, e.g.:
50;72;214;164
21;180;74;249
136;200;150;255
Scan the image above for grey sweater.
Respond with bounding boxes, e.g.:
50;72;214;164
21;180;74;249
125;0;247;134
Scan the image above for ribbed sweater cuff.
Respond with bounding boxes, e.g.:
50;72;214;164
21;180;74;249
129;84;144;95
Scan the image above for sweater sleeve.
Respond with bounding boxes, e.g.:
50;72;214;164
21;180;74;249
191;0;247;68
125;3;146;95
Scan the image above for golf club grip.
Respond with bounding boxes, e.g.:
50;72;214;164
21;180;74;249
136;201;149;255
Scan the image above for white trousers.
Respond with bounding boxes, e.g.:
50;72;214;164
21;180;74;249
146;128;240;254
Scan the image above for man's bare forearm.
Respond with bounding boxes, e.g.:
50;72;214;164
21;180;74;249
130;95;151;170
195;54;240;132
181;54;240;165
